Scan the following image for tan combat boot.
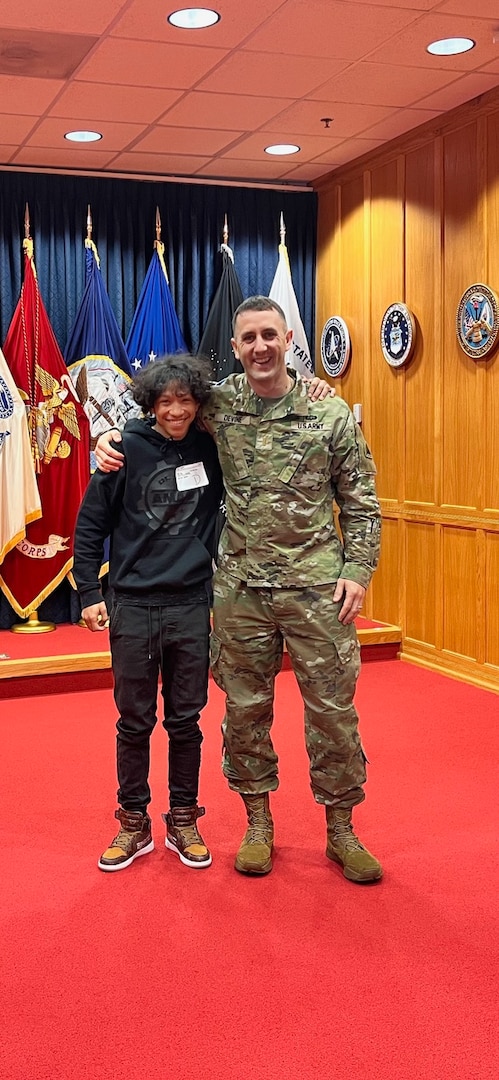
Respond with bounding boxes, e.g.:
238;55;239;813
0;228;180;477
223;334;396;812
235;793;274;875
326;806;382;883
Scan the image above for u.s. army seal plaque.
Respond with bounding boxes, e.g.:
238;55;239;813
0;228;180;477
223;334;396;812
456;284;499;359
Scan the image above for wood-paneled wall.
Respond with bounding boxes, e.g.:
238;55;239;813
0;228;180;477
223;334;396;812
315;88;499;692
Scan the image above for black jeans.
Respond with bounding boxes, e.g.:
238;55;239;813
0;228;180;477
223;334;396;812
109;592;210;812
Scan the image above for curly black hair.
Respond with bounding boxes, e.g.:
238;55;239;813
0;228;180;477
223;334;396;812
131;354;213;413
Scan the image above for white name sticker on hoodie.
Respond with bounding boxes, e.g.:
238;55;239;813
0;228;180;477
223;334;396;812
175;462;209;491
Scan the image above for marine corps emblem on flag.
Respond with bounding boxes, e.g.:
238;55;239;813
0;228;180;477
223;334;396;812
25;364;82;471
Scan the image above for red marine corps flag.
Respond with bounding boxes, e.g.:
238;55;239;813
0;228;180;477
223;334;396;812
0;225;89;618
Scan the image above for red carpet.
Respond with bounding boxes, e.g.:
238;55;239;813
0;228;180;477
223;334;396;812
1;660;498;1080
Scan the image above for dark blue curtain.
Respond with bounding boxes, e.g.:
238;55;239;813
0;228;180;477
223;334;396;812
0;171;316;353
0;170;316;626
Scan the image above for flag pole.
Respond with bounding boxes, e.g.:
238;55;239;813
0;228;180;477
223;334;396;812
280;211;286;246
153;206;169;283
11;210;56;634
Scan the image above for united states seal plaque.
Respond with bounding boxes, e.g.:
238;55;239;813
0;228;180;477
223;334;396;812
320;317;351;378
380;303;415;368
456;284;499;360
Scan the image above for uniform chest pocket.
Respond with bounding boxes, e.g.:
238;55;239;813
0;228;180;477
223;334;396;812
221;426;254;480
277;433;330;492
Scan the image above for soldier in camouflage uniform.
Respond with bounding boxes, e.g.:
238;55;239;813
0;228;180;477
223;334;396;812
94;298;382;883
202;297;382;883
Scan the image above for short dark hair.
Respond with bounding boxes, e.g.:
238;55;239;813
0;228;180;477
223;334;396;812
232;295;287;334
131;354;213;413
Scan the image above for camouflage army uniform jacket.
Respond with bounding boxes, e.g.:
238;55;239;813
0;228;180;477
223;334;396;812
201;371;381;590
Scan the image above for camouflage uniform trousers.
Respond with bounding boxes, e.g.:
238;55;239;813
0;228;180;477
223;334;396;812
210;571;367;809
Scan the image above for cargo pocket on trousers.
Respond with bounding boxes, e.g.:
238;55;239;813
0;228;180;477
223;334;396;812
334;634;360;671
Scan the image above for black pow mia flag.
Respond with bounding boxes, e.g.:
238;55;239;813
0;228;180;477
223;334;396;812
199;243;244;382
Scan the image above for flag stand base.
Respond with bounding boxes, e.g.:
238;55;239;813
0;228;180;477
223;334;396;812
11;611;56;634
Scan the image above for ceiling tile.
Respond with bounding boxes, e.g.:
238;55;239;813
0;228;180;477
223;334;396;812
197;51;350;99
112;0;285;48
0;28;99;79
344;0;436;7
24;116;148;152
109;151;212;176
11;144;117;168
50;83;183;124
311;137;387;166
367;13;499;71
279;161;344;182
195;157;299;181
359;107;441;142
0;74;63;114
0;0;126;35
243;0;421;60
220;131;345;161
76;38;228;89
416;72;499;112
158;91;295;131
307;62;465;108
133;127;242;156
0;144;18;163
0;113;37;142
263;99;399;140
437;1;499;16
479;58;499;76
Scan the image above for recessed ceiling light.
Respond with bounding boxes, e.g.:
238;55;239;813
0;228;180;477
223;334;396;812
264;143;301;156
64;130;102;143
168;8;220;29
426;37;475;56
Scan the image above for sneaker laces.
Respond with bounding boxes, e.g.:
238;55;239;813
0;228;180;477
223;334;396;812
110;826;137;853
176;824;203;848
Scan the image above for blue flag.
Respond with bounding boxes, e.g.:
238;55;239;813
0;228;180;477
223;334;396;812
126;242;186;370
65;240;139;469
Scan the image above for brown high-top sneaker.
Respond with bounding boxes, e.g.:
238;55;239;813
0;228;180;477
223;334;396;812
235;793;274;875
163;806;212;868
326;806;382;883
98;808;154;872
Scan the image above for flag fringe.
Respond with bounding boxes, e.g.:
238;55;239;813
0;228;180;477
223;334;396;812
0;558;74;619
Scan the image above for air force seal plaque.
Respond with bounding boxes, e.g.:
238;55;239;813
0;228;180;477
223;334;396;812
320;317;351;378
456;284;499;360
380;303;415;368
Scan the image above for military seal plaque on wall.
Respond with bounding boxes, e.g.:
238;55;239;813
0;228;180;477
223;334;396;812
320;317;351;378
380;303;416;368
456;283;499;360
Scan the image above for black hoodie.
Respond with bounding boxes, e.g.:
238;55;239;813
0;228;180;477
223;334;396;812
74;418;224;608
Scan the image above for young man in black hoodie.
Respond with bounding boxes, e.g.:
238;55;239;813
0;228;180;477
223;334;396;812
74;355;223;872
